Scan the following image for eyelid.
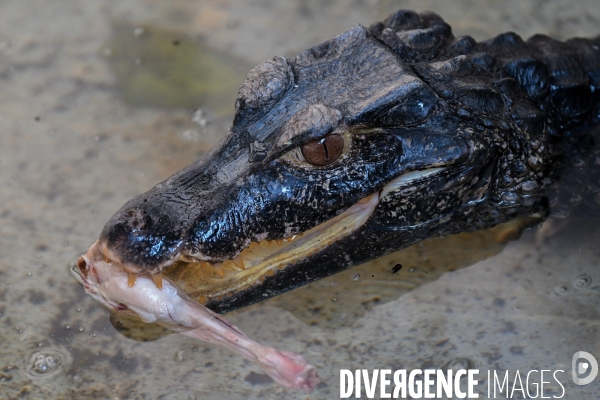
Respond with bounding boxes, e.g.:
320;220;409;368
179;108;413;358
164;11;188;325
271;103;342;152
276;125;345;157
294;125;347;146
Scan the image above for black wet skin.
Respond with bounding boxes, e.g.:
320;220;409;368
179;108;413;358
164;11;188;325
100;10;600;312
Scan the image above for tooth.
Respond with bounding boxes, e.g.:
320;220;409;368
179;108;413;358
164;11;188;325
231;256;245;270
151;273;163;289
276;239;283;245
223;256;246;271
179;254;197;262
266;239;272;244
298;232;304;237
200;262;211;271
213;263;225;277
286;237;293;242
127;273;137;287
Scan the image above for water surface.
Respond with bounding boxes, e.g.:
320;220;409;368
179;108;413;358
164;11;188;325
1;1;599;398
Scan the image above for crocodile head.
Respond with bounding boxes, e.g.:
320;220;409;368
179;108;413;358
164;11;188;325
98;12;554;312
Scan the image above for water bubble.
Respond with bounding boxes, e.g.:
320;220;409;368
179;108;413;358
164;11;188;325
192;109;208;128
65;325;70;330
77;327;85;333
409;267;416;273
352;273;360;281
180;129;201;142
133;27;145;37
26;349;70;378
558;286;568;293
34;354;57;373
174;351;184;362
574;274;592;289
550;285;569;298
441;356;478;371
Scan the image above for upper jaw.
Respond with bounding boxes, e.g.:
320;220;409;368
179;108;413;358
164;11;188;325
91;166;449;304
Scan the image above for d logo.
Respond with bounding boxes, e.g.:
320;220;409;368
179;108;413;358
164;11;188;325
572;351;598;385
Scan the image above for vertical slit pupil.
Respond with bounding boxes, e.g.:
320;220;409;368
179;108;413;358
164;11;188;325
320;138;329;161
301;134;344;166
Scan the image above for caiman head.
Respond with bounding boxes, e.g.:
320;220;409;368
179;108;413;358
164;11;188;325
98;11;555;312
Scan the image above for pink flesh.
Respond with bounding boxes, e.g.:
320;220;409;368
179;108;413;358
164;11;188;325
77;241;319;392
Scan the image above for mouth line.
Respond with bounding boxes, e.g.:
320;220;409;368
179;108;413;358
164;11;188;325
94;167;446;303
158;166;446;303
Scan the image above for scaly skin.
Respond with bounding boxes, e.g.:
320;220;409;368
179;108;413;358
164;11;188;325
91;9;599;312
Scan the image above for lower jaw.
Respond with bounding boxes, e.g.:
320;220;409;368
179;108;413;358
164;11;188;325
163;167;446;304
164;191;382;304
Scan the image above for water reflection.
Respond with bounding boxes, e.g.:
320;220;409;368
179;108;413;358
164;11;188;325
105;22;250;114
260;218;525;328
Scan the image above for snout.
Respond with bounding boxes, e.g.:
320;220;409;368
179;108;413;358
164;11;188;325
99;199;184;275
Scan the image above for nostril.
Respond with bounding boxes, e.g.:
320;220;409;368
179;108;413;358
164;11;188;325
77;256;88;279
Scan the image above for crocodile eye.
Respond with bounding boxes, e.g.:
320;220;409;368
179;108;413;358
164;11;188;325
301;134;344;166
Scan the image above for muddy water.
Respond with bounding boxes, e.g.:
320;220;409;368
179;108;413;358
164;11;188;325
0;1;599;399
